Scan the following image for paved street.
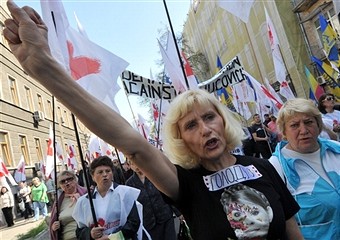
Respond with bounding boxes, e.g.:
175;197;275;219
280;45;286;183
0;217;48;240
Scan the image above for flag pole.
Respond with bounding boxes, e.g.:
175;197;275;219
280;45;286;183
246;75;273;155
71;113;98;227
51;96;62;240
51;10;98;227
155;71;167;149
114;148;126;183
162;0;190;90
156;98;163;149
120;76;139;128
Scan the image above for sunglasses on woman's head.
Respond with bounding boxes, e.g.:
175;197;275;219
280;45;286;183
59;177;74;184
323;96;334;102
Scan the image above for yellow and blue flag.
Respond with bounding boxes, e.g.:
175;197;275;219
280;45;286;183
216;56;236;112
319;14;340;67
311;56;340;100
304;65;324;101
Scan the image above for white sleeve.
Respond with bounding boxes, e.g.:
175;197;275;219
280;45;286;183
269;155;296;194
72;195;89;228
268;156;285;182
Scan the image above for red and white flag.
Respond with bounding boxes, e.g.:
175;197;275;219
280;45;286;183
245;71;282;114
45;125;54;179
99;139;114;159
55;141;66;168
67;142;78;171
137;114;150;140
39;160;46;176
264;78;283;105
265;8;295;100
88;134;102;159
40;0;129;113
151;101;160;124
84;149;91;163
0;157;17;186
230;84;241;113
182;51;199;90
14;155;26;183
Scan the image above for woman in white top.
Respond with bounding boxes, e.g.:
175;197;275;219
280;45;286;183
18;181;34;219
318;93;340;141
0;186;15;227
270;98;340;239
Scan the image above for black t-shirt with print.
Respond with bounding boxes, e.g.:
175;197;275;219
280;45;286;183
250;123;268;139
168;155;299;240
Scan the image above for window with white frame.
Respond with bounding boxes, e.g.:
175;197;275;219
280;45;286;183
19;135;30;165
0;132;12;166
9;76;19;106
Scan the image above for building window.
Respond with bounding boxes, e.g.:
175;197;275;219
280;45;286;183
0;132;12;166
63;110;69;127
19;135;30;165
0;22;8;47
245;43;255;70
9;76;19;106
211;30;219;55
24;86;34;112
34;138;43;162
69;112;74;129
37;94;44;112
47;99;53;119
223;14;235;45
57;106;62;124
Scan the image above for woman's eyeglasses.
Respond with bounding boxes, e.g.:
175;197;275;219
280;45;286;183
59;177;74;184
323;96;334;102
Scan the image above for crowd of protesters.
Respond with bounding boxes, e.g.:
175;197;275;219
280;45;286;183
1;1;340;239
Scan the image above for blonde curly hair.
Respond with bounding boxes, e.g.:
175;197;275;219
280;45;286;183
162;89;244;169
276;98;323;139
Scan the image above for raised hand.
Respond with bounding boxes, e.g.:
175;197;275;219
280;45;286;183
3;0;52;78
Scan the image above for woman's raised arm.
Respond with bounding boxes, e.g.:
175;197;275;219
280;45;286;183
3;0;179;200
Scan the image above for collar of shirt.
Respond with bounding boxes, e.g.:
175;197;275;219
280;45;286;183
92;183;115;198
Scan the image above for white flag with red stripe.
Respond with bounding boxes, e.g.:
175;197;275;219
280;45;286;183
0;157;17;186
245;71;281;113
45;125;54;179
182;51;199;90
55;141;66;167
14;155;26;182
265;8;295;100
99;139;114;159
88;134;102;159
67;142;78;171
264;78;283;107
41;0;129;113
137;114;150;140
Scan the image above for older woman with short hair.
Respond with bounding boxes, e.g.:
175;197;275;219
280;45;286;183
270;98;340;239
49;170;87;240
72;156;145;239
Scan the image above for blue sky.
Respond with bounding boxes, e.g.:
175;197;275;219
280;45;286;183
17;0;190;122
